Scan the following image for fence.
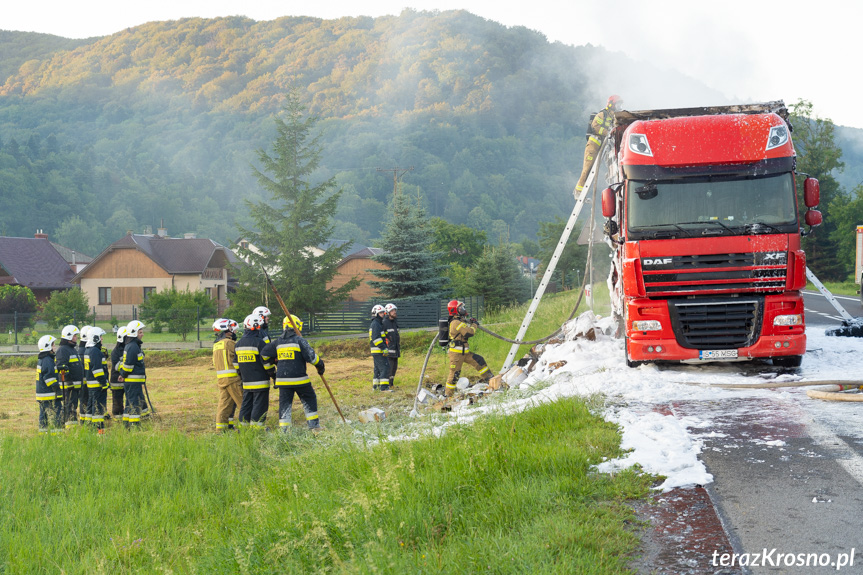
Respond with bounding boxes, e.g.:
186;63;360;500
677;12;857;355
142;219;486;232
302;296;484;333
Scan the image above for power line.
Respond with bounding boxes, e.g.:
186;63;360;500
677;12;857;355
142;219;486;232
376;166;414;196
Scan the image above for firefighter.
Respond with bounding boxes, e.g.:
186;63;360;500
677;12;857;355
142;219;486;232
120;320;148;427
262;315;325;432
212;318;243;432
78;325;92;423
575;95;623;196
253;306;273;344
36;335;62;433
55;325;83;428
85;327;109;431
369;304;388;390
444;300;492;397
237;314;275;428
109;326;128;421
381;303;400;392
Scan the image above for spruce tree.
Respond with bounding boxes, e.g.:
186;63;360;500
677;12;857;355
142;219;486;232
368;194;447;299
232;91;358;321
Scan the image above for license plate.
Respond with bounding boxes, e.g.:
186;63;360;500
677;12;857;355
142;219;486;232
699;349;738;360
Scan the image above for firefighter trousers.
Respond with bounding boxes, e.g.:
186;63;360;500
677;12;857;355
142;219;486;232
278;384;319;430
445;351;491;394
124;383;147;426
38;398;63;432
372;354;388;386
238;388;270;427
111;388;125;418
576;139;600;193
79;384;90;422
87;386;108;428
216;378;243;431
63;386;79;427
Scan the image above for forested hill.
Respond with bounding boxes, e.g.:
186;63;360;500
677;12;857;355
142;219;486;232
0;10;729;256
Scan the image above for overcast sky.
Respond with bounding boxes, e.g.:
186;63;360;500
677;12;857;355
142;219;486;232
4;0;861;128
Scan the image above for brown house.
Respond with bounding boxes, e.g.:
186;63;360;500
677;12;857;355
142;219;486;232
327;246;388;302
0;235;79;301
73;233;238;318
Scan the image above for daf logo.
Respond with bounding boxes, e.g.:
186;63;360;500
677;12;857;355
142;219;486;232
763;252;784;260
643;258;672;266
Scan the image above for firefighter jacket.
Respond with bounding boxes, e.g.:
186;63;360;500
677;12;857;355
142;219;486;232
110;342;125;390
448;317;477;354
382;316;400;358
36;351;60;402
120;338;146;383
78;342;87;385
369;316;387;355
236;330;274;391
259;327;271;345
261;333;322;388
212;333;241;387
85;345;109;389
55;340;83;389
586;106;614;147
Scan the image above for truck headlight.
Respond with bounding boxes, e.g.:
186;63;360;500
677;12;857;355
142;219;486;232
633;320;662;331
766;126;789;151
628;134;653;157
773;314;802;326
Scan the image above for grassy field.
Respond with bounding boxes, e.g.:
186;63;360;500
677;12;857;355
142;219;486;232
0;287;656;573
806;280;859;297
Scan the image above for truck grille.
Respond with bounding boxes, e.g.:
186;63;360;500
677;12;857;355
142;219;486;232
642;252;787;296
668;298;762;349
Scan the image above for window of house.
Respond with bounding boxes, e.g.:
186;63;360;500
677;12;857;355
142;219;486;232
98;287;111;305
205;287;212;298
143;287;156;300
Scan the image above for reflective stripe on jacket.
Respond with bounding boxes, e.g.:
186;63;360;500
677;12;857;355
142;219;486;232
448;318;476;354
36;352;59;401
369;317;387;354
261;333;320;388
120;339;146;383
212;335;240;380
236;331;271;390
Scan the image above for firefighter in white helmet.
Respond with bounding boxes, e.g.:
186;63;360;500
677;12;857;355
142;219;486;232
84;327;109;431
120;320;148;427
236;314;275;428
575;95;623;197
369;304;388;390
55;324;83;427
261;315;325;431
252;306;273;344
381;303;400;391
36;335;62;433
78;325;92;423
109;326;129;421
212;318;242;431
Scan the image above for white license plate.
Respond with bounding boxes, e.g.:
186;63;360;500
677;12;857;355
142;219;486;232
699;349;738;360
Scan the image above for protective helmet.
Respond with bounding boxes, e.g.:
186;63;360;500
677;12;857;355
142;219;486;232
253;306;272;320
116;325;130;343
371;304;384;317
61;325;80;340
80;325;92;343
38;335;57;353
225;319;238;333
87;327;106;346
607;94;623;111
384;303;397;314
126;320;145;336
447;300;466;316
212;318;227;333
244;314;262;331
282;314;303;332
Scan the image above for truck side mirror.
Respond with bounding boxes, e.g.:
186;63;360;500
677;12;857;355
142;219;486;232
803;177;820;208
601;187;616;218
804;209;822;227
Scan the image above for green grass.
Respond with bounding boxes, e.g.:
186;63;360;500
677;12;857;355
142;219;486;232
806;280;859;298
0;398;652;573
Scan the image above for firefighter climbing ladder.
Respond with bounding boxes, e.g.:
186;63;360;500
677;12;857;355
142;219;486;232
500;140;608;373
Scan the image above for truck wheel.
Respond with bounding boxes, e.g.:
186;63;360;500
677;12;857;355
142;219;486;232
625;338;644;368
773;355;802;368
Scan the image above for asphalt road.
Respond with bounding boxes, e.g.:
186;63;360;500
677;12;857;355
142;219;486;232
680;289;863;574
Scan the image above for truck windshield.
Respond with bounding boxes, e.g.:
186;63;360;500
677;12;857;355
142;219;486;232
626;173;798;239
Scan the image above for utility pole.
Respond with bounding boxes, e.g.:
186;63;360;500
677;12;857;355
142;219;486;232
377;166;414;196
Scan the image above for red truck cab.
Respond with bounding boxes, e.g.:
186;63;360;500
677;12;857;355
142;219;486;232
600;102;821;367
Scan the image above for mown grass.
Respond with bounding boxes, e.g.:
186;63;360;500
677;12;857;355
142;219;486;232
805;280;859;297
0;398;652;574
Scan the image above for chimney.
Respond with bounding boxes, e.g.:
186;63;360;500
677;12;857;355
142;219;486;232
184;232;197;239
34;229;48;240
157;218;168;237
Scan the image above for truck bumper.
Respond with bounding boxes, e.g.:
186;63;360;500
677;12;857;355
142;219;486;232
626;333;806;363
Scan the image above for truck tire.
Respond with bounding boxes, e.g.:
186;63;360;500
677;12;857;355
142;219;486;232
625;337;644;368
773;355;802;368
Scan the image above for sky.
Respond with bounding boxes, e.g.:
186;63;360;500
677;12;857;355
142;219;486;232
4;0;862;129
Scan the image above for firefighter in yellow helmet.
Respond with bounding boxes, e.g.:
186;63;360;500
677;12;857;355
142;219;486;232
212;318;243;432
444;300;491;397
575;95;623;197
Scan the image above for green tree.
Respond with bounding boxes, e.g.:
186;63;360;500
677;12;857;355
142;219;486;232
139;288;217;341
789;100;846;280
0;285;37;330
536;217;587;290
38;288;92;329
233;91;358;321
467;243;530;309
429;217;487;267
368;194;447;299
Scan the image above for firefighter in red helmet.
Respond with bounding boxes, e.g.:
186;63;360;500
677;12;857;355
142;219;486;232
575;95;623;197
444;300;491;397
